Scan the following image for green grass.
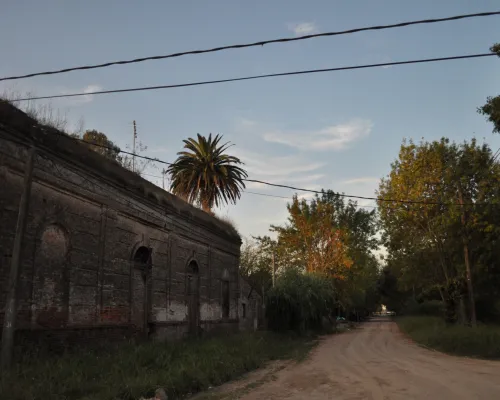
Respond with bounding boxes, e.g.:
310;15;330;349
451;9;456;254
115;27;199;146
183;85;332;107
397;316;500;359
0;332;316;400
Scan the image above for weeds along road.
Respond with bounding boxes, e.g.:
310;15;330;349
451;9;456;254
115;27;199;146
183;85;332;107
240;317;500;400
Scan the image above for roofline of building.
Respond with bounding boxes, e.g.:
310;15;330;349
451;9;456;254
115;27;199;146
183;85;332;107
0;100;241;244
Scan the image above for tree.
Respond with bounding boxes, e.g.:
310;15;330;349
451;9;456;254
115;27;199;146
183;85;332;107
478;43;500;133
272;195;353;279
269;192;380;316
239;237;274;296
74;129;155;177
378;137;500;325
79;130;121;161
167;134;247;213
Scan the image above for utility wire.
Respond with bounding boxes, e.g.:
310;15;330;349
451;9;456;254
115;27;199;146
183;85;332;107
1;11;499;82
88;171;377;206
492;147;500;162
10;53;496;102
243;190;379;208
0;129;486;207
243;179;452;205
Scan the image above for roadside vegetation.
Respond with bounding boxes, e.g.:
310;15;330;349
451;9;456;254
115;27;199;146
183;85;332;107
242;190;381;334
397;315;500;359
0;332;316;400
377;43;500;357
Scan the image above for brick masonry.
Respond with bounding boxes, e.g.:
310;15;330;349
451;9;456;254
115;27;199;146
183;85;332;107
238;275;265;331
0;101;247;346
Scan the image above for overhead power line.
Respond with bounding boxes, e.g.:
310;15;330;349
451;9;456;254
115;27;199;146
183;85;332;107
11;52;496;102
492;147;500;162
0;130;486;207
243;190;379;208
1;11;499;82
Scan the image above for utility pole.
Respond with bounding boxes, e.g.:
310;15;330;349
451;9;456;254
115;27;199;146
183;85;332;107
162;168;167;190
132;120;137;173
1;147;35;370
458;185;477;327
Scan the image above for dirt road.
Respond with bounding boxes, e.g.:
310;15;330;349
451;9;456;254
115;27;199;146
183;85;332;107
237;317;500;399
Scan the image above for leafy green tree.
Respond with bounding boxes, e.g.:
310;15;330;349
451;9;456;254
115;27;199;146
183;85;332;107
378;137;500;325
268;191;380;317
78;129;121;161
271;195;353;278
167;134;247;213
478;43;500;133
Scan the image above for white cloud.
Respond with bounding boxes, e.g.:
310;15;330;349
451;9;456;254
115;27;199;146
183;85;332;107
276;185;321;203
233;148;324;178
58;84;102;105
378;56;393;69
245;170;325;191
80;84;102;103
245;181;268;189
263;119;373;151
236;118;257;128
341;177;379;185
287;22;319;36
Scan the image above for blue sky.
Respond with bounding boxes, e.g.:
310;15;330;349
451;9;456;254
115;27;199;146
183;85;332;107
1;0;500;244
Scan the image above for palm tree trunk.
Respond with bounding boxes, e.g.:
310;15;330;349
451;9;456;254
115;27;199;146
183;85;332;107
201;198;211;214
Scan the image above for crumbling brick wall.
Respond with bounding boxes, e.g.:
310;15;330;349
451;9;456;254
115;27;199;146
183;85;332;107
238;276;264;331
0;101;241;346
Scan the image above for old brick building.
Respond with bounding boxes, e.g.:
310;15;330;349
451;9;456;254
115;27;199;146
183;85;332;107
0;102;243;345
238;275;264;331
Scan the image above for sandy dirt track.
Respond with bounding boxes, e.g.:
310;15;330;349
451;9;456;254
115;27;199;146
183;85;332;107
238;317;500;399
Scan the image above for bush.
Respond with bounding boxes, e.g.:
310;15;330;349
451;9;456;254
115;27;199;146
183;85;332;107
0;332;315;400
266;270;336;333
397;316;500;359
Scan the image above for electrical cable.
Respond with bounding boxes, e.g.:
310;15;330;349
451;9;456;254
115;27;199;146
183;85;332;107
1;11;498;82
10;53;496;102
0;126;493;207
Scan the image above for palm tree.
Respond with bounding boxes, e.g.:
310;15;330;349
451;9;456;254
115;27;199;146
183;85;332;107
167;134;248;213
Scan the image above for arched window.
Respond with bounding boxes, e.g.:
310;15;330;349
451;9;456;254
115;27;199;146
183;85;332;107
33;224;69;328
187;260;200;333
40;223;69;261
134;246;152;277
131;246;152;334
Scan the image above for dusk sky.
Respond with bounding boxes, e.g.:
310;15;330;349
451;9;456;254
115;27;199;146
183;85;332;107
1;0;499;248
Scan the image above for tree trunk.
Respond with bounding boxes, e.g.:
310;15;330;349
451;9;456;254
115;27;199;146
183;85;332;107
457;296;467;326
437;286;445;303
458;186;477;327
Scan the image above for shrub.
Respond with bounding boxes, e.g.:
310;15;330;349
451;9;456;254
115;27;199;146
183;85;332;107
266;269;336;333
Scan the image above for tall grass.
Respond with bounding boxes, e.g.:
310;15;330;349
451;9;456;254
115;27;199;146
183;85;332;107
266;270;336;333
0;332;315;400
397;316;500;359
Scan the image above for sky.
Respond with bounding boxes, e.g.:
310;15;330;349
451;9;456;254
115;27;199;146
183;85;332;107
1;1;500;252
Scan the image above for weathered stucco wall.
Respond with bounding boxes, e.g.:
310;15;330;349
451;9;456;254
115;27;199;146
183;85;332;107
0;102;241;345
